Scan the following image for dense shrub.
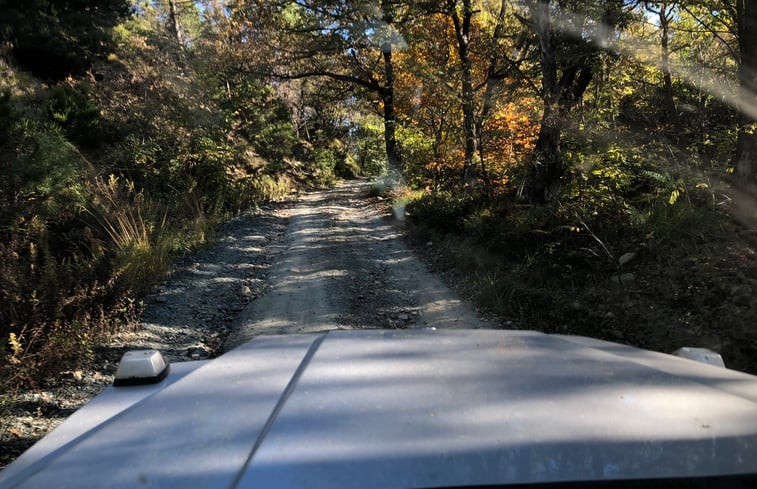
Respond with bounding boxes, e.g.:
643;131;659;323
44;83;103;146
353;120;387;176
404;126;757;371
407;190;491;233
0;0;132;80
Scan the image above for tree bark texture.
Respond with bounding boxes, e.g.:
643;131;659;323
168;0;183;45
528;0;562;203
733;0;757;181
531;104;564;202
477;0;509;181
526;0;613;203
450;0;479;186
381;46;403;172
657;3;680;131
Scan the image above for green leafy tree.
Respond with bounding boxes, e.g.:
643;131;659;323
518;0;631;202
0;0;132;80
423;0;482;184
644;1;681;131
234;0;410;173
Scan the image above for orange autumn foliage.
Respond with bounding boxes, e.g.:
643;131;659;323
482;96;541;182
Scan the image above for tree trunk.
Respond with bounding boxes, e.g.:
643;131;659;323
477;0;508;182
733;0;757;181
528;0;563;202
450;0;479;186
655;3;680;131
734;131;757;180
477;74;498;180
525;0;614;202
168;0;183;45
382;46;402;173
530;104;564;203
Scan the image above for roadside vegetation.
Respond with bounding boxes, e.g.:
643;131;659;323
0;0;382;405
382;0;755;373
2;0;757;417
405;139;757;374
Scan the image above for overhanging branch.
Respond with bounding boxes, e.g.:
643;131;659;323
273;70;387;95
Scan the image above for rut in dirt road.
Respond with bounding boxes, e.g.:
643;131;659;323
226;180;491;349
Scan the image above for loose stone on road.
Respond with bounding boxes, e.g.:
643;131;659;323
226;179;489;348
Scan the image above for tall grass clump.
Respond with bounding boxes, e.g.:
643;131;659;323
88;175;176;296
246;174;295;203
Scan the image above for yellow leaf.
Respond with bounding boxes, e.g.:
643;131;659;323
9;332;22;357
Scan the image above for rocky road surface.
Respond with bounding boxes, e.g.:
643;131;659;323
227;179;489;347
1;179;493;469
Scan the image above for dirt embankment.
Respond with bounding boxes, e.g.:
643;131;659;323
1;179;492;469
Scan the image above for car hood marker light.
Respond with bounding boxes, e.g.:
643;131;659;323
113;350;171;386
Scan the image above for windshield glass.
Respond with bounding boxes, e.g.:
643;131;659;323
1;0;756;482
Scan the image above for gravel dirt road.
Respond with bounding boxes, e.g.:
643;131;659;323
227;179;489;347
1;178;493;469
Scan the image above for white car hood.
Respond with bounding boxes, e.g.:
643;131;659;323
2;329;757;488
